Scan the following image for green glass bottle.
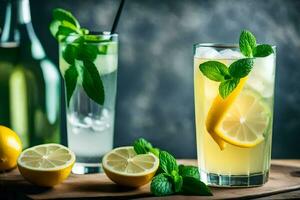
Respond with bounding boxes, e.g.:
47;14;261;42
0;0;61;148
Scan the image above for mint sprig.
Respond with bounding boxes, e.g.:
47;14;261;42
199;29;274;99
133;138;212;197
239;30;257;57
50;8;108;106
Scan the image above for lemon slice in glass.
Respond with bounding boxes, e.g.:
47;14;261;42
215;89;271;148
206;77;248;150
102;146;159;187
17;143;75;187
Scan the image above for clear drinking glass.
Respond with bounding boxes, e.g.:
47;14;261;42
194;44;276;187
59;32;118;174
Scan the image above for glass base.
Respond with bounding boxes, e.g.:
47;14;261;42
72;162;103;174
200;170;269;187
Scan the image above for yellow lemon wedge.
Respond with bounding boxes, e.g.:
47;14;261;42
215;89;270;147
206;78;248;150
102;146;159;187
0;126;22;171
17;144;75;187
206;76;271;149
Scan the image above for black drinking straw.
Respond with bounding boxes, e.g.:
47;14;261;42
111;0;125;33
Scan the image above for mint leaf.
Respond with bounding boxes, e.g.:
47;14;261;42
76;60;105;105
83;35;109;42
219;78;240;99
98;45;108;55
199;61;230;82
80;28;89;35
253;44;274;57
239;30;256;57
49;20;61;38
53;8;80;28
228;58;253;78
159;151;178;174
63;44;77;64
77;44;98;61
181;176;212;196
133;138;153;154
56;26;78;41
178;165;200;180
151;174;174;196
150;147;160;157
171;170;183;193
64;65;78;106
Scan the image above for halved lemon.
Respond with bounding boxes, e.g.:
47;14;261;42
17;144;75;187
0;126;22;171
215;89;271;147
102;146;159;187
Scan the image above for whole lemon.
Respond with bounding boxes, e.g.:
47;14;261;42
0;126;22;170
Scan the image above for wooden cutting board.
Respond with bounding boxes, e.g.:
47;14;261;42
0;160;299;199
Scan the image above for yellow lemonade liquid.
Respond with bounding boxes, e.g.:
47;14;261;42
194;49;275;187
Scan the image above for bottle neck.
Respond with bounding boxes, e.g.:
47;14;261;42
1;0;45;59
1;0;31;42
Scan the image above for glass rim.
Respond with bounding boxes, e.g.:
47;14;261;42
59;31;118;45
88;31;118;37
193;43;276;49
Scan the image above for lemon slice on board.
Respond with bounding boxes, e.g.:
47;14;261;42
102;146;159;187
215;89;271;147
17;143;75;187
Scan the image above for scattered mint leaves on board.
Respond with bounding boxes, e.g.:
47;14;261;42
50;8;109;106
199;29;274;99
178;165;200;180
159;151;178;175
171;170;183;193
133;138;153;154
181;176;212;196
150;174;174;196
132;138;211;197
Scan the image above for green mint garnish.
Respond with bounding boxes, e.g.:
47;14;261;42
239;30;257;57
253;44;274;57
199;61;230;82
50;8;108;106
199;29;274;99
219;78;240;99
53;8;80;28
228;58;253;78
64;66;78;106
200;59;252;99
132;138;212;197
80;60;105;105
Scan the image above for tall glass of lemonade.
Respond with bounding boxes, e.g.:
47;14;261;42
194;32;276;187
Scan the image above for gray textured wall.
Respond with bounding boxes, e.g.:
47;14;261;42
1;0;300;158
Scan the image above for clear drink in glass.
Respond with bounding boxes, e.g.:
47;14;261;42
59;32;118;174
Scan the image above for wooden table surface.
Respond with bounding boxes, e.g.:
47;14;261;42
1;159;300;200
